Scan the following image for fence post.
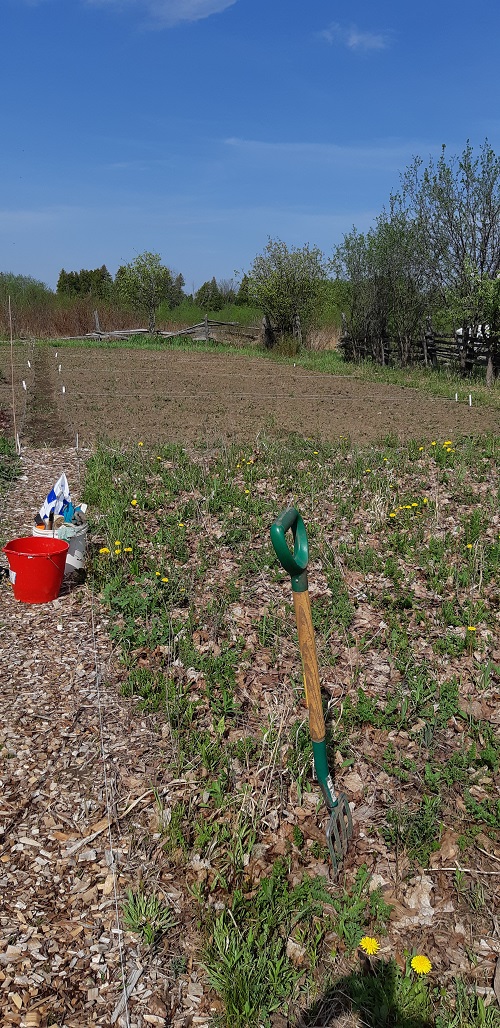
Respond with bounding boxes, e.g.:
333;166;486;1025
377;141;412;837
204;315;209;342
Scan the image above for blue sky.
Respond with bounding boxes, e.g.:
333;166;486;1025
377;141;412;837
1;0;499;292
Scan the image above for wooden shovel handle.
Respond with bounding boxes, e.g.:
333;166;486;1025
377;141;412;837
293;590;326;743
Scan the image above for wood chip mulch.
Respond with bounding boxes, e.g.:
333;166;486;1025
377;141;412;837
0;447;209;1028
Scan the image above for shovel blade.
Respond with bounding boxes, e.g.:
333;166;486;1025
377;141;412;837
326;793;353;875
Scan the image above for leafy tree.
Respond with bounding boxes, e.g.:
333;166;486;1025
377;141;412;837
234;274;250;306
400;139;500;311
115;252;176;332
0;272;52;304
333;208;431;365
57;265;113;299
248;238;327;344
195;277;225;312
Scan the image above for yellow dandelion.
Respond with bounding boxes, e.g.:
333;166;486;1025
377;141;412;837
365;469;372;474
138;441;143;446
244;489;250;494
467;626;476;632
423;498;428;504
418;446;424;451
131;499;138;507
359;936;379;955
389;512;396;518
466;543;473;549
124;547;132;552
411;502;418;507
443;440;452;446
99;547;110;554
161;577;169;583
431;441;436;446
313;450;319;455
114;540;121;545
411;954;432;975
155;571;161;576
178;522;185;528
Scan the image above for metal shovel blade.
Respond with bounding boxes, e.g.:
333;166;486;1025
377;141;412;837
326;793;353;874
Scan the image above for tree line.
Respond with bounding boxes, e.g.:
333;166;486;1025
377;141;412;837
3;139;500;373
56;258;252;332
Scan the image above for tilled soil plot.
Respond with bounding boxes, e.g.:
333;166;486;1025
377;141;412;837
10;345;497;448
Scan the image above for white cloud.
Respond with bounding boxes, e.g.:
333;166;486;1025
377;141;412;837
224;137;422;171
320;22;390;52
85;0;238;26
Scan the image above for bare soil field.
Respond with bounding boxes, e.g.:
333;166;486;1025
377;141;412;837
1;344;498;449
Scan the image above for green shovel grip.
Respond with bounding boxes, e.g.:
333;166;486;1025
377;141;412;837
270;507;309;592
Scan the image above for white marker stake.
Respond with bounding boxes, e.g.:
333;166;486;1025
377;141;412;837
58;364;62;373
62;386;66;394
455;392;458;401
16;433;21;454
22;380;26;391
27;360;31;368
469;394;472;406
76;432;79;451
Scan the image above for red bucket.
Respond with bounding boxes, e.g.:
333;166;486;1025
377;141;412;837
3;536;69;604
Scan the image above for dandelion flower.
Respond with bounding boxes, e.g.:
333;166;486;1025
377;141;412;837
443;440;452;446
389;512;396;518
411;502;418;507
466;543;473;549
138;441;143;446
114;540;121;545
360;936;379;955
365;469;372;474
178;522;185;528
155;571;161;576
124;547;132;553
411;954;432;975
244;489;250;494
467;626;476;632
418;446;424;452
423;498;428;504
431;441;436;446
161;577;169;583
99;547;110;554
131;499;138;507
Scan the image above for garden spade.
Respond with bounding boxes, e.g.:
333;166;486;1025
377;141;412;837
270;507;353;874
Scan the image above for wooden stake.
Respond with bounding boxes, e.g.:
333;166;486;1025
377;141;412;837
8;296;18;449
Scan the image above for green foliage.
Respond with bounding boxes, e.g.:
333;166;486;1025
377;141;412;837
57;265;113;299
436;978;500;1028
115;251;181;331
248;237;327;342
204;860;330;1027
382;795;442;865
122;889;177;945
329;866;393;952
332;207;432;366
0;271;52;305
195;276;225;312
0;436;20;490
